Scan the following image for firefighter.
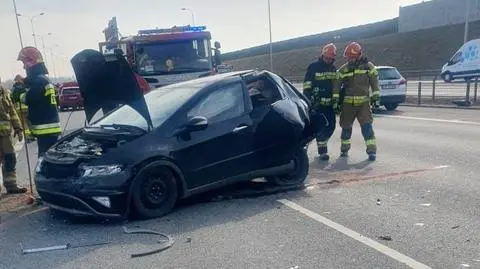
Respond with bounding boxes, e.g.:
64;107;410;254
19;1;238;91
303;43;338;161
11;75;35;142
0;84;27;194
333;42;380;161
17;47;62;157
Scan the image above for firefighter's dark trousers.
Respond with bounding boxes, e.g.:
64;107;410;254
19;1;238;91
0;136;18;189
339;101;377;154
37;134;60;157
312;107;336;155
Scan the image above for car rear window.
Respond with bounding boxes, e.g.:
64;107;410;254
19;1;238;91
377;68;401;80
61;88;80;95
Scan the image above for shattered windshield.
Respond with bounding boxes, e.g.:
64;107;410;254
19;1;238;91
90;84;201;130
135;39;212;75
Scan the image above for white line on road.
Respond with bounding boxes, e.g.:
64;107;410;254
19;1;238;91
377;115;480;126
278;199;432;269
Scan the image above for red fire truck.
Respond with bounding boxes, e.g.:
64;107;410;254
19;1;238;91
98;17;223;89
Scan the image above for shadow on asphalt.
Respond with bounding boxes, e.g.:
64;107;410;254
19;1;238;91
37;180;312;226
1;180;314;269
372;108;406;115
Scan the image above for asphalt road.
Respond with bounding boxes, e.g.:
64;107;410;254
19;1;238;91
1;107;480;269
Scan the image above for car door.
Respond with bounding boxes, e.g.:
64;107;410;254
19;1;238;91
173;81;254;190
248;74;306;170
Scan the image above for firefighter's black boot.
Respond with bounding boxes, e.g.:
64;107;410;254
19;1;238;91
5;184;27;194
319;153;330;161
340;151;349;158
368;153;376;162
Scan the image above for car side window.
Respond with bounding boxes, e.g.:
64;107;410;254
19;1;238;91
187;82;245;124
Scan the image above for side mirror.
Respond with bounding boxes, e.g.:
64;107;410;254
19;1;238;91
174;116;208;137
186;116;208;132
214;49;222;66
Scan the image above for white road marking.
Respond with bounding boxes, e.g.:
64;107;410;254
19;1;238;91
278;199;432;269
377;115;480;126
434;165;450;169
415;223;425;227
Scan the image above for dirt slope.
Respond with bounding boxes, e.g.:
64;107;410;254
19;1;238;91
226;20;480;80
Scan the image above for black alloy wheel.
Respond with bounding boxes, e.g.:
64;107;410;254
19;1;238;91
132;163;178;219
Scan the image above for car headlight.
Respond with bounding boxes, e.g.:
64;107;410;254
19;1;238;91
80;165;123;178
35;157;44;173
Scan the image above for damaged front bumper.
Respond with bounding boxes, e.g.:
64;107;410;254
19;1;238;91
35;169;131;219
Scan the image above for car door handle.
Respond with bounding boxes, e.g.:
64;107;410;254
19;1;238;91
232;125;249;133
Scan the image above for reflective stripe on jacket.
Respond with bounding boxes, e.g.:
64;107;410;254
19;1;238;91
24;69;62;137
0;87;22;136
30;122;62;136
333;58;380;101
303;58;338;109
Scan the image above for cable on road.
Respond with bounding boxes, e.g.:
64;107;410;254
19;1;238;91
123;226;174;258
61;111;75;138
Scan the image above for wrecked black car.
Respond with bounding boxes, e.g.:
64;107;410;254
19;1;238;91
35;50;320;219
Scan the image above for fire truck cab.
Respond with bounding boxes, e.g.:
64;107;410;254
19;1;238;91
99;19;222;89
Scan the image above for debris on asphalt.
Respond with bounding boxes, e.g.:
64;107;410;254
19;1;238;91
26;195;35;205
186;237;192;243
376;199;381;205
377;236;392;241
21;241;110;255
420;203;432;207
123;226;174;258
452;225;461;229
415;223;425;227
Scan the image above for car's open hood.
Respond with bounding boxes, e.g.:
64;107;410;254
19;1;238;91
71;49;153;129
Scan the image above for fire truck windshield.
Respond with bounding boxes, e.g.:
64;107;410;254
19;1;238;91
135;38;212;75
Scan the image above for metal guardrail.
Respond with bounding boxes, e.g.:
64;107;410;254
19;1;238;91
287;74;479;107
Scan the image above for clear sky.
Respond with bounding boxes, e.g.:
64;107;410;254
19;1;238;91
0;0;425;80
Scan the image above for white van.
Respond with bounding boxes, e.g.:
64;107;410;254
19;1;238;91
441;39;480;82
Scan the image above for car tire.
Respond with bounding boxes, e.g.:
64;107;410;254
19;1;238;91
384;103;399;111
268;146;309;186
131;163;178;219
443;72;453;82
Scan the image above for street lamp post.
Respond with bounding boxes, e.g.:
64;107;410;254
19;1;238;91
30;13;45;47
464;0;471;44
181;8;195;25
12;0;24;49
268;0;273;72
17;12;45;47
